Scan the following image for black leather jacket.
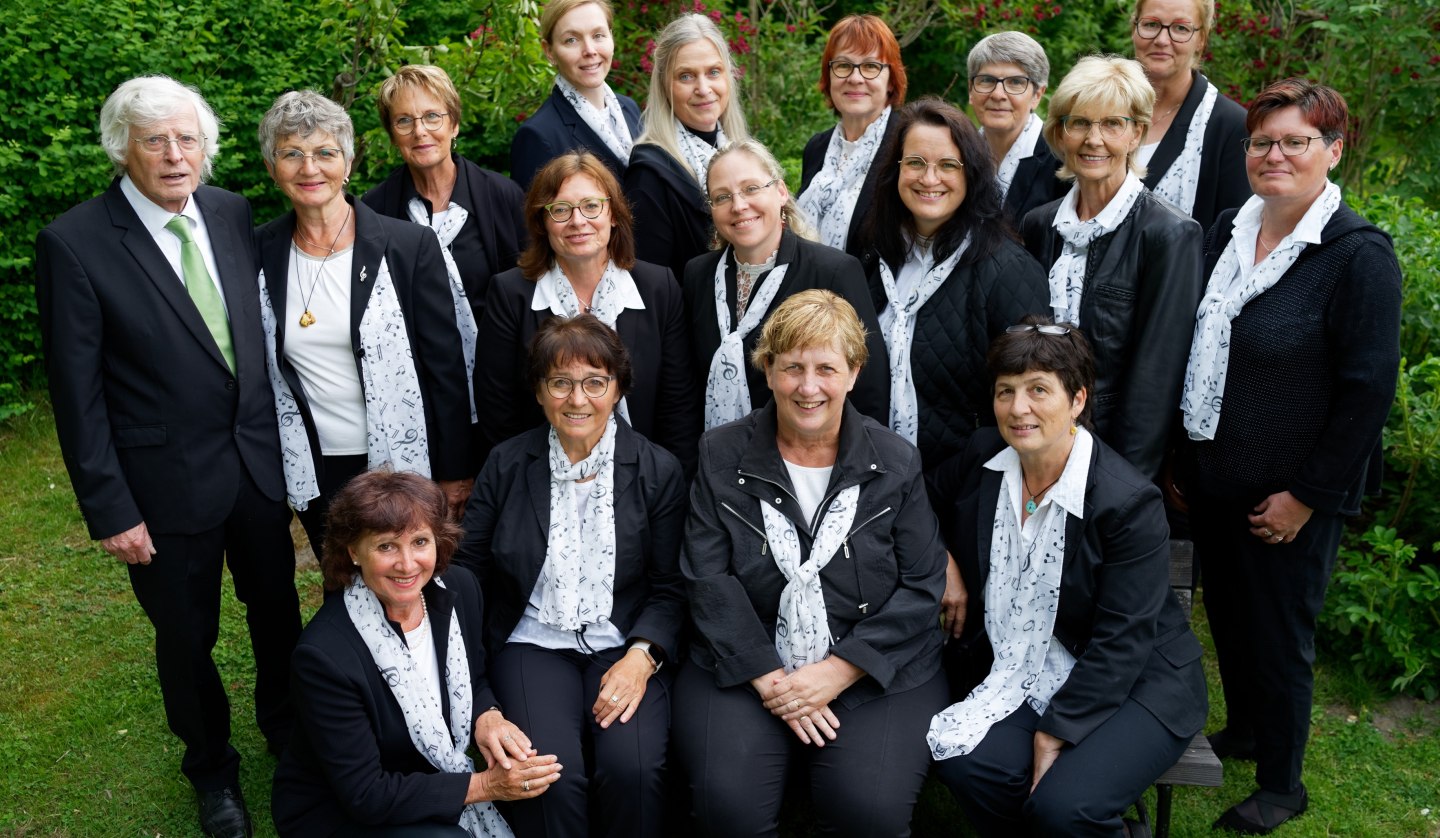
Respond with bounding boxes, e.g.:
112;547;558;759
1021;189;1203;479
680;401;946;707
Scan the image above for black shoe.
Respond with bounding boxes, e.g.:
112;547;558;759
1213;785;1308;835
198;786;253;838
1207;727;1258;761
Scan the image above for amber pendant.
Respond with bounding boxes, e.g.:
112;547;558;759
298;310;316;327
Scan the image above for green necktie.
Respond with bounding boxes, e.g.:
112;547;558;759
165;215;235;374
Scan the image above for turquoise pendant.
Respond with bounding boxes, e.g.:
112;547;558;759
1025;498;1038;515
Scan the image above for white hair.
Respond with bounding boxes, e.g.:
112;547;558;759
98;75;221;179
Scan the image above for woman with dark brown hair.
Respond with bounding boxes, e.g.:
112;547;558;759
272;469;559;837
475;151;698;471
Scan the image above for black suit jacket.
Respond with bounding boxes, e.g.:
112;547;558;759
1003;142;1067;232
682;229;892;426
362;153;527;328
35;180;285;538
624;143;714;282
929;428;1207;746
453;420;689;660
257;197;474;481
799;117;901;261
1141;71;1252;232
510;85;642;191
473;260;701;473
271;567;496;835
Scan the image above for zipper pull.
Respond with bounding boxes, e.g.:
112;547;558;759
859;602;869;614
761;541;768;556
843;540;851;559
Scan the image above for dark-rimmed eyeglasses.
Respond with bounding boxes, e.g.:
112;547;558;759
392;111;450;135
132;134;205;154
1060;115;1137;140
1134;18;1198;42
1241;135;1336;158
274;147;345;167
828;60;888;80
707;179;778;209
899;155;963;176
544;375;616;399
970;74;1035;96
1006;324;1072;336
544;196;610;223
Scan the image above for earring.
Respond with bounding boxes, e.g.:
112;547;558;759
1070;424;1078;436
343;176;351;185
780;208;789;228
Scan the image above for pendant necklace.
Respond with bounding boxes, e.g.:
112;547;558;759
293;203;353;327
1022;471;1061;516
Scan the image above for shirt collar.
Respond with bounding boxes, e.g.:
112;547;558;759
120;173;201;235
983;426;1093;520
1230;179;1339;248
1055;172;1143;232
530;261;646;312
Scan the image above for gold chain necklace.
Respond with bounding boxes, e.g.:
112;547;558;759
292;204;352;327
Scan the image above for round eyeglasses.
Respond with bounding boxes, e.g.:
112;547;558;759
544;197;610;223
544;375;616;399
392;112;450;135
828;60;889;80
970;74;1035;96
1134;18;1197;42
899;155;963;176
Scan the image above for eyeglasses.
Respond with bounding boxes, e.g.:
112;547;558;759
392;111;450;135
970;74;1035;96
707;179;778;209
1006;324;1072;336
544;196;610;223
274;147;346;166
1134;18;1198;42
1241;135;1335;157
132;134;205;154
899;155;964;176
829;60;888;80
1061;115;1137;140
544;374;616;399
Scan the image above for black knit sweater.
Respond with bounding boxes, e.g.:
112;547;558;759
1187;201;1402;516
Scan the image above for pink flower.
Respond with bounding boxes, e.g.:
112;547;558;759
1269;26;1280;37
710;9;722;20
1413;70;1423;80
515;112;528;122
786;22;796;32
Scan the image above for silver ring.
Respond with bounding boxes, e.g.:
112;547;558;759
502;734;513;741
1262;528;1273;537
523;780;530;792
1273;535;1283;543
610;695;619;703
791;699;800;709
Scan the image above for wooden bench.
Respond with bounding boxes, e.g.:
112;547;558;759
1134;539;1223;838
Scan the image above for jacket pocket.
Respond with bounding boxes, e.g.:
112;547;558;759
1154;629;1203;668
113;425;167;448
1092;283;1137;303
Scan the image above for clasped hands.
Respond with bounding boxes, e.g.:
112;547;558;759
470;709;561;802
753;657;864;748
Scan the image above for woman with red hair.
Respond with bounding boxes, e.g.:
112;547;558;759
797;14;907;259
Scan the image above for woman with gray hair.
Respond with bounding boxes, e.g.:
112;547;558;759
254;90;474;550
966;31;1066;226
1019;56;1203;480
623;13;751;281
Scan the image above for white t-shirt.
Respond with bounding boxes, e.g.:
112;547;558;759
784;460;834;528
283;246;366;455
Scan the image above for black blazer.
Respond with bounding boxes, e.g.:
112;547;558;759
1020;190;1204;479
624;142;714;283
681;401;946;706
682;229;892;426
510;85;642;191
799;117;901;260
257;197;474;482
864;236;1050;471
453;420;689;660
35;180;285;539
1141;71;1252;232
362;153;527;327
930;428;1207;746
1003;141;1067;231
271;567;496;836
473;260;701;473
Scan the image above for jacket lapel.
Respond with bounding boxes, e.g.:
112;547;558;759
258;212;295;358
350;198;383;345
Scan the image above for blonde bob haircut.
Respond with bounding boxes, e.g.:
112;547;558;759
634;13;751;181
376;65;463;141
705;139;816;247
751;289;869;373
540;0;615;44
1043;54;1154;181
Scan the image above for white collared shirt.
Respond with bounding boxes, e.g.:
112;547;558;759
530;265;646;316
1227;189;1331;281
119;175;228;314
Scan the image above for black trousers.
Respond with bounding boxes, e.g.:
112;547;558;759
490;642;671;838
127;468;300;791
934;699;1189;837
1190;488;1344;793
294;453;369;558
672;660;948;837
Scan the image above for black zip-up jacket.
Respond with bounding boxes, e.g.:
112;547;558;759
680;401;946;707
1021;189;1203;479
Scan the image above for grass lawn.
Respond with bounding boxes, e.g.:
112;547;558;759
2;401;1437;837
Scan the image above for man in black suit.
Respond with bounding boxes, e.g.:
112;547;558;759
34;75;301;838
